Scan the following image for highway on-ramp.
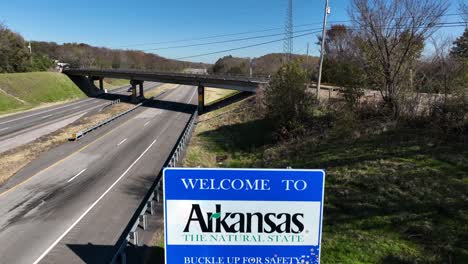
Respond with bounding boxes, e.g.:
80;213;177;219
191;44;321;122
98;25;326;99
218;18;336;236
0;85;197;263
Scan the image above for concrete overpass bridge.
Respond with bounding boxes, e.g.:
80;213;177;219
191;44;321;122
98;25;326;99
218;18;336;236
63;68;269;113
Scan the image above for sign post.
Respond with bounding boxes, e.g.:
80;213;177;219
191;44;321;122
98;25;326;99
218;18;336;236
163;168;325;264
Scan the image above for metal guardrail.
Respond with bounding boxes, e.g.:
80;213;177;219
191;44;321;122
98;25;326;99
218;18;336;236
110;110;198;264
67;68;271;83
70;100;140;141
106;99;121;107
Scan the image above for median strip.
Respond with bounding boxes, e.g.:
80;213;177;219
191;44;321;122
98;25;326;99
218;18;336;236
0;102;135;186
71;101;142;141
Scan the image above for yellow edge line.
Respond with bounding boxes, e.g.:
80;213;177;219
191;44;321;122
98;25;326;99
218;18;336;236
0;110;139;198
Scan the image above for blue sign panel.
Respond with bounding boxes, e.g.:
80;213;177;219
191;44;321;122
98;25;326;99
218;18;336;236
163;168;325;264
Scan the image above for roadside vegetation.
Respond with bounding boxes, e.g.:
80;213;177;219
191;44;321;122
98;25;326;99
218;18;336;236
0;72;86;115
180;1;468;262
184;94;467;263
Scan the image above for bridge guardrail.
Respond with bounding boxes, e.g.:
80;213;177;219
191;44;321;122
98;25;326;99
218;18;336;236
66;68;271;83
110;109;198;264
70;100;140;141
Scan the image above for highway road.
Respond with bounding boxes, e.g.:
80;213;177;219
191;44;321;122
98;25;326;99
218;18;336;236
0;84;197;263
0;82;161;154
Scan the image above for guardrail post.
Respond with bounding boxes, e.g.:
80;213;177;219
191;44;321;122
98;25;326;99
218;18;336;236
139;215;147;230
147;200;154;215
129;231;138;246
155;183;161;203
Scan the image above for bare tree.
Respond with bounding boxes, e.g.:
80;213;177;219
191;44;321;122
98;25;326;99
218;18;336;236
350;0;449;117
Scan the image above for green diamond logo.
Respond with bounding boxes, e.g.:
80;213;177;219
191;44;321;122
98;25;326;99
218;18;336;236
211;212;221;219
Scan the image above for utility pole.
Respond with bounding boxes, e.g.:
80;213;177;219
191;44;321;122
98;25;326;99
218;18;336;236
249;58;253;78
317;0;330;100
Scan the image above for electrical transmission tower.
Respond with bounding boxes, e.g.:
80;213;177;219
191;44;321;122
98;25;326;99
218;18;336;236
283;0;293;61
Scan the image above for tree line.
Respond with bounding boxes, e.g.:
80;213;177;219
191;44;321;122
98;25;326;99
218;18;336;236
209;54;319;77
0;23;53;73
0;23;207;74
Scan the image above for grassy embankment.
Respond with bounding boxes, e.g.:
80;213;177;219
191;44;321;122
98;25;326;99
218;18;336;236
204;88;238;105
178;96;468;263
96;78;130;90
0;72;87;115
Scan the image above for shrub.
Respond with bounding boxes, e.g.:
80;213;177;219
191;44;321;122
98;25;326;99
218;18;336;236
263;62;316;136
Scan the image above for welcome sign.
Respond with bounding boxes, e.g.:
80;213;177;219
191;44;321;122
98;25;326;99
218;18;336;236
163;168;325;264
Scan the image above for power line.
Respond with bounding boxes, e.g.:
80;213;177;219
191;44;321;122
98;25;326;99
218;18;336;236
140;28;322;52
116;12;467;49
116;22;338;49
172;22;466;61
147;22;465;54
175;30;323;60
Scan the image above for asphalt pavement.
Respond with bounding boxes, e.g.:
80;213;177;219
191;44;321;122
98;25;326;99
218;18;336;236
0;84;197;263
0;83;161;154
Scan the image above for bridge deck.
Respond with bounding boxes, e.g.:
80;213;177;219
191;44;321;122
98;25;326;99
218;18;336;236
64;69;268;92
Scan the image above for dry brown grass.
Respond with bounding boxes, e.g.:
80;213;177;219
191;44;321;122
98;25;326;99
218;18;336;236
0;102;134;185
145;84;179;98
204;88;237;105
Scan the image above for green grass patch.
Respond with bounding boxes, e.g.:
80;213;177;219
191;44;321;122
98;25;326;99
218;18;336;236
205;88;239;105
0;91;24;113
0;72;86;115
183;97;468;263
98;78;129;90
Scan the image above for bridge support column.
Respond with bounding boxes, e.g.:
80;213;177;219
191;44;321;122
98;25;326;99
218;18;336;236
198;85;205;114
130;80;138;103
139;81;144;98
99;78;105;92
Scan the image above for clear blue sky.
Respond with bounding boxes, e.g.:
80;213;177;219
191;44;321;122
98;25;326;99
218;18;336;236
0;0;465;63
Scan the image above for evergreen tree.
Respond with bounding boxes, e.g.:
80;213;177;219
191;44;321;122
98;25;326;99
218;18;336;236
450;28;468;58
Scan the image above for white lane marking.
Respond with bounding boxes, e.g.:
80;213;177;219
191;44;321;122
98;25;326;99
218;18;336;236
32;138;159;264
72;106;80;110
0;127;9;132
144;121;150;127
0;98;95;125
117;138;127;146
67;169;87;183
41;114;52;119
